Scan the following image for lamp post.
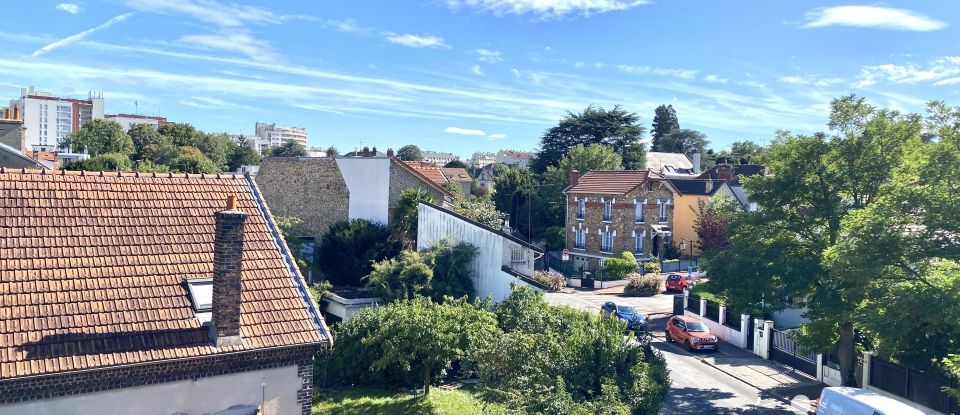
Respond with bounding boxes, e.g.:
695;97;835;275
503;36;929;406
679;238;695;267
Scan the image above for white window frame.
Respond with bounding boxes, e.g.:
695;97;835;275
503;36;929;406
634;198;646;223
658;199;669;223
600;227;614;253
603;198;613;222
576;198;585;219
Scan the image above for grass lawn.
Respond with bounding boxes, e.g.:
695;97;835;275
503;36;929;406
313;386;510;415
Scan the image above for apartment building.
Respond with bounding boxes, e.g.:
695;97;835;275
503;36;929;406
470;152;496;168
4;86;104;151
563;170;680;272
422;150;459;167
255;122;308;153
495;149;532;169
104;113;166;130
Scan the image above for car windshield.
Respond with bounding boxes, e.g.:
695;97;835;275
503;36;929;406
686;322;709;332
667;275;680;280
616;305;636;314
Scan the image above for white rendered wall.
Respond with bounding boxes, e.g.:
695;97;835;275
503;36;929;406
0;365;301;415
336;157;391;224
417;204;537;302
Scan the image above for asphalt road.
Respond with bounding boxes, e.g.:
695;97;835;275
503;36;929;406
543;291;802;415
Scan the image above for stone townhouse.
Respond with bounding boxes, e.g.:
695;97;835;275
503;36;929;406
563;170;680;272
0;169;331;415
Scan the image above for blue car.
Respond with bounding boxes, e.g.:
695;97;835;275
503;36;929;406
601;301;647;332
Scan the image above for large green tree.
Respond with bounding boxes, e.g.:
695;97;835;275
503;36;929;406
158;122;205;147
531;105;645;173
317;219;403;286
227;139;261;171
396;145;423;161
60;119;134;156
269;140;307;157
656;129;708;156
703;95;926;385
391;188;437;248
651;104;679;151
539;144;623;232
492;165;537;235
128;123;165;159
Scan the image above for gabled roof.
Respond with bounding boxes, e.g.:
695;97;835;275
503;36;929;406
401;160;450;188
441;167;472;183
419;200;543;253
0;142;41;169
565;170;671;195
647;152;693;171
668;178;726;196
0;169;329;379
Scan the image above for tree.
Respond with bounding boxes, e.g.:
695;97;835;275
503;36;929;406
60;119;133;156
317;219;402;286
142;141;179;166
128;124;165;159
64;152;133;172
366;251;434;301
656;129;708;156
364;297;500;394
396;145;423;161
702;95;924;385
426;239;478;301
170;146;219;173
729;140;767;163
945;355;960;400
227;139;261;171
269;140;307;157
443;160;467;168
531;105;645;173
391;188;437;248
158;122;204;147
453;197;507;229
492;165;537;234
197;133;233;169
366;239;478;302
651;104;679;151
325;145;340;157
538;144;623;233
694;198;737;254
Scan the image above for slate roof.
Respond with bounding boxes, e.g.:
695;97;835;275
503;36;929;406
565;170;665;195
0;169;329;380
668;179;726;196
441;167;472;183
697;164;764;182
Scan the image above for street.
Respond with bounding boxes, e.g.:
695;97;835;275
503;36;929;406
543;290;804;415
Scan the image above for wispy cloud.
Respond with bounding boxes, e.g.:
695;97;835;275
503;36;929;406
384;33;450;49
444;0;651;19
180;96;260;111
854;57;960;87
801;6;947;31
57;3;82;14
27;13;135;58
488;133;507;140
614;64;697;79
778;75;844;87
179;31;278;63
476;48;503;63
324;18;371;34
703;74;727;84
445;127;486;136
471;65;484;75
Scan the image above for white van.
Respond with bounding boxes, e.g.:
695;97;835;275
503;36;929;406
816;387;930;415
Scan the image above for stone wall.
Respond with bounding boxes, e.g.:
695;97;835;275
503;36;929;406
389;161;447;219
0;121;24;151
256;157;349;240
565;180;676;269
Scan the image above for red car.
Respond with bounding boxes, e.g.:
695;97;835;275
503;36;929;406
665;273;695;292
665;315;719;352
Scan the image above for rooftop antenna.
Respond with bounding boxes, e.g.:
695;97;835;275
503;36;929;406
134;100;139;115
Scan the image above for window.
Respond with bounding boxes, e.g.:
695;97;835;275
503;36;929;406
634;199;645;223
603;199;613;222
185;278;213;325
634;234;644;254
658;199;669;223
646;181;653;192
601;230;613;252
576;198;585;219
511;249;526;263
574;226;586;249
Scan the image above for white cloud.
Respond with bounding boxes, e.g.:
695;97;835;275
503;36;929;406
27;13;135;58
488;133;507;140
854;57;960;87
445;0;651;19
703;74;727;84
614;64;697;79
179;30;278;63
324;18;370;34
57;3;82;14
778;75;844;87
511;68;521;78
445;127;487;136
475;48;503;63
801;6;947;31
471;65;484;75
384;33;450;49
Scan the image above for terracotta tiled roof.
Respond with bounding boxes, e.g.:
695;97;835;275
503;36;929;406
441;168;472;183
565;170;658;195
402;160;448;187
0;169;329;379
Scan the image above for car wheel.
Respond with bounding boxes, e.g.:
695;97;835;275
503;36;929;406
685;340;694;352
665;331;672;343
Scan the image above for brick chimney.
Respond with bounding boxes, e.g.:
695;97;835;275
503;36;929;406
569;170;580;187
716;164;735;182
211;195;246;347
371;146;378;156
386;148;394;157
362;146;370;157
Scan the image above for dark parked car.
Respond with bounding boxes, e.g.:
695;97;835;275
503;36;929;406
601;301;647;333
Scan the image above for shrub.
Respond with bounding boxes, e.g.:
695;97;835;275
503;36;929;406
365;240;478;302
532;270;566;292
623;273;663;297
318;219;402;286
425;239;478;301
365;251;434;301
642;258;661;274
603;251;637;280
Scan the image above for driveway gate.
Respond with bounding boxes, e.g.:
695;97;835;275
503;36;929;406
769;328;817;377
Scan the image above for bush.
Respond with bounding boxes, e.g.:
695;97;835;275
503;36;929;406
532;270;566;292
318;219;402;286
623;273;663;297
603;251;637;280
642;259;661;274
365;251;434;301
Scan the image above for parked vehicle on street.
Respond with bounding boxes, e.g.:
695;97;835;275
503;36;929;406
665;273;695;292
601;301;647;334
816;387;927;415
665;315;718;352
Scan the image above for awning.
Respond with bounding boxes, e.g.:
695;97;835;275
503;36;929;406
650;224;672;235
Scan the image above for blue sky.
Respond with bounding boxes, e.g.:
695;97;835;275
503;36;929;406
2;1;959;158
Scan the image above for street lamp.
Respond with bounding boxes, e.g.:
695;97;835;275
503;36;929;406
679;238;695;265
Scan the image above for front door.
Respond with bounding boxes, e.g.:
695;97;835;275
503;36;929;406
651;234;660;257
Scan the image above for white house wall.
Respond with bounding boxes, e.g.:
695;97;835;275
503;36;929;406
0;365;301;415
417;204;533;302
335;157;391;224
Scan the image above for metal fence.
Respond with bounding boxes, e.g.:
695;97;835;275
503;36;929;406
704;300;720;322
660;259;699;273
686;294;701;314
722;307;740;330
870;357;959;414
769;328;817;377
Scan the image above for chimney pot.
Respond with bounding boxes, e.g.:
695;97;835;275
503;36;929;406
569;170;580;187
362;146;370;157
386;148;394;157
211;198;247;347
